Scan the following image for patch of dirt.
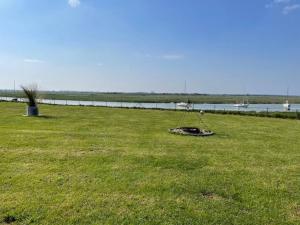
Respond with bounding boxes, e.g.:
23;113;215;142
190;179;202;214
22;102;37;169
295;207;300;217
201;191;224;201
289;205;300;221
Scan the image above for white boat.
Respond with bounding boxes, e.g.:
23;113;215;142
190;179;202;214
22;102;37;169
177;102;192;109
233;102;249;108
234;94;250;108
234;97;249;108
176;80;192;109
283;100;291;111
283;89;291;111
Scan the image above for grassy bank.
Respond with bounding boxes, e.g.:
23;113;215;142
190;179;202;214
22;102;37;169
1;90;300;104
204;109;300;120
1;102;300;224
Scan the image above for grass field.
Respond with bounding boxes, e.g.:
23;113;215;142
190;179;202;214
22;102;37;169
1;90;300;104
1;102;300;225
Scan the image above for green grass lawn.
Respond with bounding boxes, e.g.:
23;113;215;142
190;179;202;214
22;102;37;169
0;102;300;225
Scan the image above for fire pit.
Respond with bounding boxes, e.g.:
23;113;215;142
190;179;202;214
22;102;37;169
169;127;214;137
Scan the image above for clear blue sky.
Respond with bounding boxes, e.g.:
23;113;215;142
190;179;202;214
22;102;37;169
0;0;300;94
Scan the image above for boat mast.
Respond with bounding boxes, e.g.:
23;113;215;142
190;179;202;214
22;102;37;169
184;80;189;103
14;80;16;96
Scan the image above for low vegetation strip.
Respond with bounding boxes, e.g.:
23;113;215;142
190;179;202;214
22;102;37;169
0;102;300;224
1;90;300;104
110;107;300;121
117;107;300;120
204;109;300;120
2;99;300;120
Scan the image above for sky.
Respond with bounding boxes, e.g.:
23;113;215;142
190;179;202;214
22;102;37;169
0;0;300;95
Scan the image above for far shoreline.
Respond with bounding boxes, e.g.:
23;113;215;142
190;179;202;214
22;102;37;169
1;90;300;104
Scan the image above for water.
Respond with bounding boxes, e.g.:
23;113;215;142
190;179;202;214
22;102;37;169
1;96;300;112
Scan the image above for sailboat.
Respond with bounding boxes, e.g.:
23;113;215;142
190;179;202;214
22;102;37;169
234;95;249;108
283;100;291;111
233;101;249;108
177;101;192;109
283;89;291;111
176;81;192;109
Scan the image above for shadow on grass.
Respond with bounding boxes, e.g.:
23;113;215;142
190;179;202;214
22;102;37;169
3;215;17;224
24;115;57;119
39;115;56;119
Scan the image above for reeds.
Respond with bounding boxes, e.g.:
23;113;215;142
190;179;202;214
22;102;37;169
21;85;38;107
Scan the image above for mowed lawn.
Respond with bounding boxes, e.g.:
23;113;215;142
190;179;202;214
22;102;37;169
0;102;300;225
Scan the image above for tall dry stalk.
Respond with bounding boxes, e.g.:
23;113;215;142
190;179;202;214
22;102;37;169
21;85;38;107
